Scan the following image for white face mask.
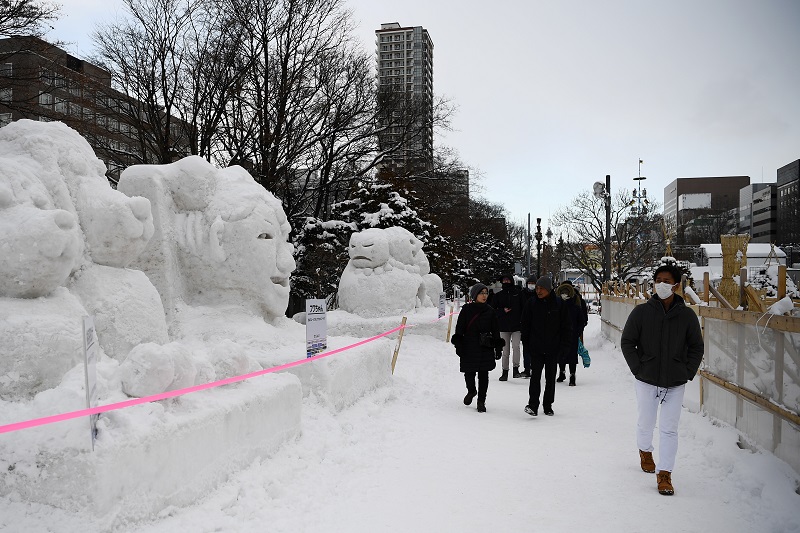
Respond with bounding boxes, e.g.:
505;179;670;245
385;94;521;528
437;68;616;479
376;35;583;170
527;284;535;290
654;282;676;299
560;293;570;300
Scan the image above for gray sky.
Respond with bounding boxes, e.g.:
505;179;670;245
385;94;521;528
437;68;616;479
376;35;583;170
52;0;800;232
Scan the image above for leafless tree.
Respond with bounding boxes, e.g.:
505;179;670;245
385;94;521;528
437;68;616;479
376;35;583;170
552;189;664;290
0;0;60;37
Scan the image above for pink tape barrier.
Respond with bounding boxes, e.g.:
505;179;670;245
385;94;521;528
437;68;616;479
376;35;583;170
0;309;458;435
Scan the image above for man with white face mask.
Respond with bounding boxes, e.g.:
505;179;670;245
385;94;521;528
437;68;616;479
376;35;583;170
620;265;704;496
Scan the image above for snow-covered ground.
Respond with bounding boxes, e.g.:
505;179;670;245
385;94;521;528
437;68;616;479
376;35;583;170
2;314;799;532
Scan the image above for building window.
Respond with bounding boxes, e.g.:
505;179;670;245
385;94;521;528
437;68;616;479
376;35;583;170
39;116;53;122
0;87;11;102
54;97;67;114
1;63;12;76
38;92;53;107
0;112;12;126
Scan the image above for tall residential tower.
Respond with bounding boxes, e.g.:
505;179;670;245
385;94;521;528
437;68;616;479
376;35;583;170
375;22;433;175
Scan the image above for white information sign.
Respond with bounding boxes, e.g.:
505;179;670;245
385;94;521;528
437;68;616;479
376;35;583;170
305;299;327;358
438;292;446;319
82;316;99;450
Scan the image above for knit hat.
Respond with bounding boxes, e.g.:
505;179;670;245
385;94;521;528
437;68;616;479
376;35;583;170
535;276;553;292
470;283;489;301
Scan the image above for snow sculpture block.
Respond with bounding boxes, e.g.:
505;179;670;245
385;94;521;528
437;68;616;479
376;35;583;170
0;120;163;397
0;374;303;522
117;156;296;323
337;227;441;317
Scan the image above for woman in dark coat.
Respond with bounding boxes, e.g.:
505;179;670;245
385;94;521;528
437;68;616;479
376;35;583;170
450;283;504;413
555;282;588;386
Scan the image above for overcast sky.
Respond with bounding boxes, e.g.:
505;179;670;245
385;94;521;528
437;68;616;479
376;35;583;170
51;0;800;232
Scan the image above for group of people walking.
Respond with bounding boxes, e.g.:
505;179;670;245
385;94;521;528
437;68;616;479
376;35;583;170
450;273;588;417
451;265;704;497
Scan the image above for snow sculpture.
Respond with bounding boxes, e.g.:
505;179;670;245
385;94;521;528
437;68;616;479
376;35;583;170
0;120;165;398
337;227;441;317
118;156;296;324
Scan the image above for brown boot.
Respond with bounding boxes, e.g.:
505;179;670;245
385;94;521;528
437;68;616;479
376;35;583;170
657;470;674;495
639;450;655;473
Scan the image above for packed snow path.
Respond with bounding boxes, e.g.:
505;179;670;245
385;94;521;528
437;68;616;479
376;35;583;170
2;315;799;532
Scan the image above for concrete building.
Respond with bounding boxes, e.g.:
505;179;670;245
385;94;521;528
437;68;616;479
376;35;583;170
738;183;772;236
751;184;777;243
0;36;189;184
375;22;434;175
777;159;800;246
663;176;750;245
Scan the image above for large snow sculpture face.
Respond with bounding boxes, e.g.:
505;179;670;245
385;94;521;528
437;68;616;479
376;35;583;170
213;191;296;318
348;228;390;269
119;157;295;322
0;120;154;269
0;192;82;298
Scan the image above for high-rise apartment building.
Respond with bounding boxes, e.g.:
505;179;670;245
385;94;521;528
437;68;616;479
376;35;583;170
375;22;433;175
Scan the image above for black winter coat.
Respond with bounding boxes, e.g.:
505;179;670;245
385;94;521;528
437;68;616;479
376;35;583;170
558;297;587;365
520;293;571;364
451;302;502;373
620;294;704;387
493;285;523;332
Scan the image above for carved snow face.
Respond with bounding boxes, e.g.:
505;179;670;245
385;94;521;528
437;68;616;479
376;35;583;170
219;199;295;319
349;228;390;269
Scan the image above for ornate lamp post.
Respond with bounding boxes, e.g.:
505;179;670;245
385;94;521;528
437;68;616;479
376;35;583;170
535;217;543;279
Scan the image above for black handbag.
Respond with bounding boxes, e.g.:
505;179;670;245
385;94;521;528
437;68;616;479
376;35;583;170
479;332;494;348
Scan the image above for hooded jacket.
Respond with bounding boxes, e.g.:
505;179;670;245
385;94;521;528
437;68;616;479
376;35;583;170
620;294;704;387
493;279;523;332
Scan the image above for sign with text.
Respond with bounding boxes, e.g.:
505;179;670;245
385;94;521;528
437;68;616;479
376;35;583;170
82;316;99;450
438;292;446;318
305;299;327;358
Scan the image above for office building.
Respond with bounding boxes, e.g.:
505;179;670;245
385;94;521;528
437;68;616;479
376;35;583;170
777;159;799;246
663;176;750;245
375;22;433;175
750;184;777;243
738;183;772;236
0;36;189;184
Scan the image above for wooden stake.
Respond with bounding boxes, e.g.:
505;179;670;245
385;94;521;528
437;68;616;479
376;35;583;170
391;316;407;374
445;305;454;342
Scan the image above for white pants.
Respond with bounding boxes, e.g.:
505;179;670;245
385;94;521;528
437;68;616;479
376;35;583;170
500;331;521;370
634;380;685;473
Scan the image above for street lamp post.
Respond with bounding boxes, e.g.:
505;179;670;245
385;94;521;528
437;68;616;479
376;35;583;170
593;175;612;283
633;158;647;216
535;217;543;279
526;213;532;277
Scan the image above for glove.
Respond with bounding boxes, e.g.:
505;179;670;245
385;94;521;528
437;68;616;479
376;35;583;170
494;349;502;360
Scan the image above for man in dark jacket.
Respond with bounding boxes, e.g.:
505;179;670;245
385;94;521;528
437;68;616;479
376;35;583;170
494;274;524;380
620;265;704;496
520;276;571;417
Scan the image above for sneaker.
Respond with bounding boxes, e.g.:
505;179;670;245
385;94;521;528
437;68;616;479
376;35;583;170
524;405;538;417
499;370;508;381
543;407;554;416
477;402;486;413
657;470;674;495
569;374;576;386
639;450;656;473
556;371;566;383
463;391;476;406
513;367;521;378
